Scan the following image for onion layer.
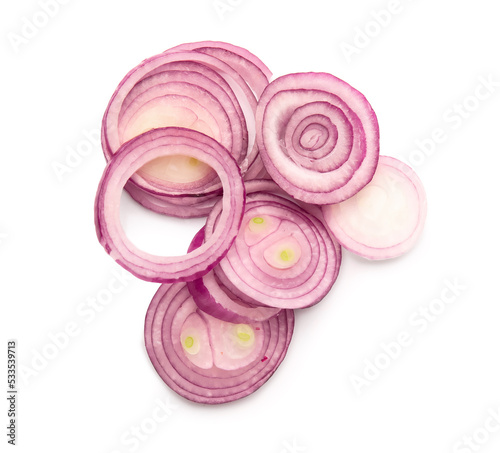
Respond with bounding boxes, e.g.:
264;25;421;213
322;156;427;259
144;282;294;404
256;72;380;204
95;127;245;283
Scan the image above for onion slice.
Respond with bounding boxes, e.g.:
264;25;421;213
322;156;427;259
94;127;245;282
205;190;341;309
256;72;380;204
144;282;294;404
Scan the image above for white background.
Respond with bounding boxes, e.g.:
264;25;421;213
2;0;500;452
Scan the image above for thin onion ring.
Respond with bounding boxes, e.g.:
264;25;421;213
95;127;245;283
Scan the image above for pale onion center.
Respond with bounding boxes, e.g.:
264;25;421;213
248;216;267;233
234;324;255;348
181;330;201;355
300;128;323;149
280;249;294;262
263;237;302;270
139;154;212;184
356;185;388;220
184;336;194;348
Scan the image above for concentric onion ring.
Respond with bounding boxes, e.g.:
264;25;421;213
256;72;380;204
94;127;245;283
204;190;341;309
144;282;294;404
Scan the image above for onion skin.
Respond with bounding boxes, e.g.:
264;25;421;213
94;127;245;283
256;72;380;204
144;282;294;404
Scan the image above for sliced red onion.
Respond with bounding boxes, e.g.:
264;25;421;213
144;282;294;404
205;190;341;309
186;228;281;323
93;42;430;407
94;127;245;283
256;72;380;204
322;156;427;259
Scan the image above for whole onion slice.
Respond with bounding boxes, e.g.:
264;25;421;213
256;72;380;204
322;156;427;260
205;190;341;309
186;228;281;323
94;127;245;283
144;282;294;404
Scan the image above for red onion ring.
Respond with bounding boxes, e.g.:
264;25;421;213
256;72;380;204
144;282;294;404
94;127;245;283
